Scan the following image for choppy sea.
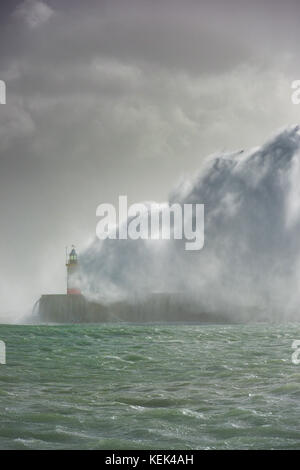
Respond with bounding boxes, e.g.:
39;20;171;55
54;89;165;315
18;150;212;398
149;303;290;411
0;323;299;449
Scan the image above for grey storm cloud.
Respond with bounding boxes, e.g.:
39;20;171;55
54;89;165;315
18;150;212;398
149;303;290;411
0;0;300;321
13;0;54;29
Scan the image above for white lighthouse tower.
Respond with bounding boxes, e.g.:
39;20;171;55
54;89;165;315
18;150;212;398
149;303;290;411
66;245;81;295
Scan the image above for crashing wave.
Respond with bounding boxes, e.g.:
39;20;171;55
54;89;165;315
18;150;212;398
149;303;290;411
78;125;300;321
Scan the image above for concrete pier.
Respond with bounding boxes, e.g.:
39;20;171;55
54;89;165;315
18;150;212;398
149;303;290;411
38;294;109;323
37;293;231;323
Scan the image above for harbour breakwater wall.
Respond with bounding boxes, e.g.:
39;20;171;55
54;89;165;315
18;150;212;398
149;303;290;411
37;293;234;324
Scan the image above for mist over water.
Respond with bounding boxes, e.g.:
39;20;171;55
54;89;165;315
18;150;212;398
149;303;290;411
78;126;300;321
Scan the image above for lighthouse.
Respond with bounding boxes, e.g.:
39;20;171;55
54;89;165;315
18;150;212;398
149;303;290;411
66;245;81;295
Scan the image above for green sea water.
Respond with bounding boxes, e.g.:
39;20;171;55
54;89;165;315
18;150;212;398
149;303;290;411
0;323;299;449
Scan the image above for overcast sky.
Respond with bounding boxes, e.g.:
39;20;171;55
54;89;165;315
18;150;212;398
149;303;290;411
0;0;300;319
